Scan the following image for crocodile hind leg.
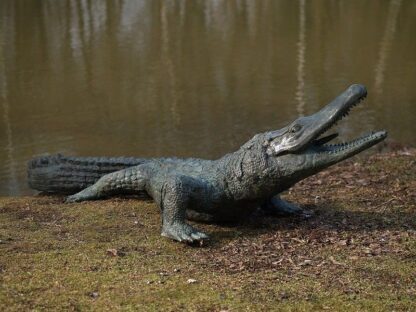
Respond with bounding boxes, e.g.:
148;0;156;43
157;175;209;243
65;166;147;203
261;195;313;217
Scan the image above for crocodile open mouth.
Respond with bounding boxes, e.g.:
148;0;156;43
314;131;387;154
311;93;387;154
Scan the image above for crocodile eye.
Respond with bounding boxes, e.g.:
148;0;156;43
290;124;302;133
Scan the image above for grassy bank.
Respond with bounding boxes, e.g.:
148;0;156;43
0;150;415;311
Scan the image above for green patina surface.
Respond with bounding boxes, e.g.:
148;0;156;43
0;150;415;311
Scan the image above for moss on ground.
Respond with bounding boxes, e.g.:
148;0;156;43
0;150;415;311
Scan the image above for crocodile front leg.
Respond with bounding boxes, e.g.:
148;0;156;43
158;175;209;244
261;195;312;217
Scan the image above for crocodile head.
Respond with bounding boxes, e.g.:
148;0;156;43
264;84;387;184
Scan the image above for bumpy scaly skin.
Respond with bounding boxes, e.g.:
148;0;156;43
28;154;149;194
54;148;302;243
28;85;387;243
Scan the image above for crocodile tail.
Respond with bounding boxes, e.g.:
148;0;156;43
28;154;148;194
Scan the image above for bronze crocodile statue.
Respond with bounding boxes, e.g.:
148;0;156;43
28;84;387;243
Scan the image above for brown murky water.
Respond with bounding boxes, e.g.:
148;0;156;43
0;0;415;195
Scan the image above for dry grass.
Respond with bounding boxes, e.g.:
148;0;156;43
0;149;415;311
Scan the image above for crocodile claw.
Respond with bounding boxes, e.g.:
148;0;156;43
65;195;78;203
161;223;209;244
65;194;85;203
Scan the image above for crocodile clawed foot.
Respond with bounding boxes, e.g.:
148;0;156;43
65;195;80;203
65;193;88;203
278;204;314;219
299;209;314;219
262;196;315;218
64;187;99;203
161;223;209;245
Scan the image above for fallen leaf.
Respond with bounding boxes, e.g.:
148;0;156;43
299;259;312;266
106;249;118;257
329;256;345;266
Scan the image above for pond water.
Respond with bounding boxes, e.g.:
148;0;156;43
0;0;415;195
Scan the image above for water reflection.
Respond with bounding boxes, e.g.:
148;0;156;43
0;0;415;195
374;0;402;95
0;33;19;195
295;0;306;116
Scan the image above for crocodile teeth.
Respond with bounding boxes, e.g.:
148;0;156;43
320;131;386;154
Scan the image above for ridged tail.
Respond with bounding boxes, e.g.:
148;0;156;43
28;154;149;194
